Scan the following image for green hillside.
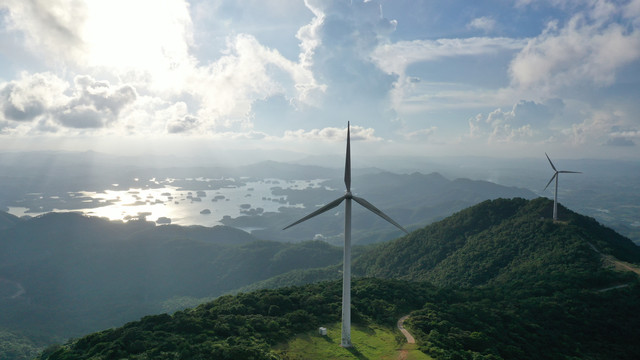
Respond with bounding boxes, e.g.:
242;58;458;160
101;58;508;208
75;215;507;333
354;197;640;287
0;213;344;358
35;197;640;360
40;279;435;360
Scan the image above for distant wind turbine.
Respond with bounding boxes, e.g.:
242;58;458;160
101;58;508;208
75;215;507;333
283;122;408;348
544;153;581;221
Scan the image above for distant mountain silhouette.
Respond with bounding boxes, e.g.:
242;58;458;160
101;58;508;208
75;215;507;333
0;211;21;230
227;171;537;244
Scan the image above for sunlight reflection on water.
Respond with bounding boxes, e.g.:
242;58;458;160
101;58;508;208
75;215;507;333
8;178;319;226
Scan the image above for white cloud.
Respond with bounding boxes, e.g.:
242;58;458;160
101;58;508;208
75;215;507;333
284;125;382;142
467;16;496;33
509;8;640;90
404;127;437;141
0;72;69;122
188;34;320;130
564;109;627;146
0;0;87;64
372;37;527;114
373;37;525;76
55;75;137;129
627;0;640;24
468;99;564;143
0;72;137;131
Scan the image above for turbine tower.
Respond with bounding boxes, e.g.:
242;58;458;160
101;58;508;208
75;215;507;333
283;122;408;348
544;153;581;221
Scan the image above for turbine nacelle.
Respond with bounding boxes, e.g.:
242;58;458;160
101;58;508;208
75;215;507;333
283;122;408;235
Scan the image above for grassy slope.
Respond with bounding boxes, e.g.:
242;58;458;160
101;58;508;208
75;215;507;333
274;322;432;360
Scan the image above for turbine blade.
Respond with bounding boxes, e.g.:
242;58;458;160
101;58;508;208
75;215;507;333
352;195;409;234
282;196;345;230
543;173;557;191
545;153;557;171
345;122;351;192
558;171;581;174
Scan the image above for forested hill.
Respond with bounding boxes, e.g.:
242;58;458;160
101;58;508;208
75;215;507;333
354;197;640;287
0;212;344;359
37;197;640;360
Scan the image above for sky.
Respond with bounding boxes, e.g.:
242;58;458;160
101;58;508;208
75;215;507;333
0;0;639;162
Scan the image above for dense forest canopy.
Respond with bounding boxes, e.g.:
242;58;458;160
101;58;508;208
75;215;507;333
24;197;640;360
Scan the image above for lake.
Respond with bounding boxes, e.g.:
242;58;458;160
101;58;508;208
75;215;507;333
7;177;323;227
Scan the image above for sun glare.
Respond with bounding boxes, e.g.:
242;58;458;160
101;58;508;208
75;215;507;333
82;0;194;89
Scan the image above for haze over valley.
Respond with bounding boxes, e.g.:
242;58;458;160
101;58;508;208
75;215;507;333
1;151;638;245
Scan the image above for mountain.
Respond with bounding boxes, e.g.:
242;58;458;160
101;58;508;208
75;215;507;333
0;211;21;230
354;197;640;287
223;171;537;244
0;212;343;358
35;198;640;360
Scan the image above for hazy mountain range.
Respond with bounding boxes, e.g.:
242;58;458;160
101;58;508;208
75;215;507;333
1;151;637;244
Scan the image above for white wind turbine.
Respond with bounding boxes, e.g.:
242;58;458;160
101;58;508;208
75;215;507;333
544;153;581;221
283;122;408;348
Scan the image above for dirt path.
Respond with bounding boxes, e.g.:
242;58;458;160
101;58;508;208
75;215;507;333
397;315;415;360
397;315;415;344
588;242;640;276
588;241;640;292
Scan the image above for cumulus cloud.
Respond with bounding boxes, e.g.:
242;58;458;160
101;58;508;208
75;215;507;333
159;102;200;134
469;99;564;143
0;72;137;131
467;16;496;32
0;0;87;64
189;34;319;129
562;109;630;146
509;6;640;90
54;76;137;128
0;72;69;123
166;115;199;134
284;124;381;142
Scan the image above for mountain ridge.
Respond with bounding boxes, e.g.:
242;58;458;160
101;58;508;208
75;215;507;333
354;197;640;288
2;197;639;359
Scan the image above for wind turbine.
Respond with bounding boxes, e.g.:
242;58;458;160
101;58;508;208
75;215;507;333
283;122;408;348
544;153;581;221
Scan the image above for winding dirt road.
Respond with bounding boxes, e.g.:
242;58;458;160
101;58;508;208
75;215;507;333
397;315;415;360
397;315;415;344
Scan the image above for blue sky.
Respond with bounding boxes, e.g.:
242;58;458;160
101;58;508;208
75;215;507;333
0;0;639;161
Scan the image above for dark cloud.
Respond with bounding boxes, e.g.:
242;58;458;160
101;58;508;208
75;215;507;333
167;115;199;134
56;106;104;128
51;76;137;129
0;84;45;122
70;76;137;119
3;99;45;121
0;73;137;130
605;137;635;146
